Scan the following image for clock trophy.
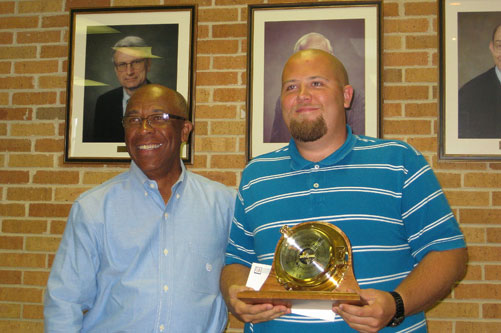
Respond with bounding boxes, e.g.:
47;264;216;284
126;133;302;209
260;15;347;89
238;221;363;306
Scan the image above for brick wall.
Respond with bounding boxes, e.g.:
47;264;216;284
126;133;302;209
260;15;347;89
0;0;499;332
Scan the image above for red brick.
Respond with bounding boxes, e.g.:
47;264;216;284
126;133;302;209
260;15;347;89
12;92;57;105
404;2;437;16
213;88;246;102
0;16;39;29
0;108;32;120
197;71;238;86
66;0;111;9
39;75;66;88
0;287;43;303
0;61;11;74
41;15;68;28
383;2;399;17
456;321;501;332
7;187;52;201
0;270;22;284
50;220;67;235
8;154;54;168
35;138;64;152
0;253;46;268
0;2;15;14
29;203;71;218
0;46;37;59
14;60;59;74
384;52;429;66
17;30;61;44
2;219;48;234
26;236;61;252
384;18;429;33
22;304;44;319
0;32;13;44
40;44;67;58
468;245;501;262
0;139;31;152
199;8;238;22
23;271;50;286
460;209;501;224
383;120;431;135
19;0;63;13
196;105;237;119
0;321;43;332
0;203;25;217
0;236;23;250
198;40;239;54
213;23;247;38
0;171;30;184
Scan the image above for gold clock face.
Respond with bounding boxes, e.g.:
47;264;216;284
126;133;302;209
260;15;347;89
278;228;332;280
274;222;350;291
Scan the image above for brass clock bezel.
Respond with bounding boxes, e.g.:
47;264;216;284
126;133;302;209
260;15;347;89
273;222;351;291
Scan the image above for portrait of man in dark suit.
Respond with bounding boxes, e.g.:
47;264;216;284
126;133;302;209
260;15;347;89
458;23;501;138
82;25;178;143
92;36;153;142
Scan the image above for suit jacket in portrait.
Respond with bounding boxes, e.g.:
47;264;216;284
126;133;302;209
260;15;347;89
93;87;125;142
458;67;501;138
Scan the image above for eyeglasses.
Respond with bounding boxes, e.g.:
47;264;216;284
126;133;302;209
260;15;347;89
122;113;186;129
114;59;146;72
494;41;501;53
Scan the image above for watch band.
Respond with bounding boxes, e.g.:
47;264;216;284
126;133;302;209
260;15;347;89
387;291;405;327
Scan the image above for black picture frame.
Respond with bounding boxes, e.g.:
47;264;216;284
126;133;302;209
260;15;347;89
439;0;501;160
64;6;196;163
246;1;382;160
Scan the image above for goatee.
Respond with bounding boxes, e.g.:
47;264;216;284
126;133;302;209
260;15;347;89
289;116;327;142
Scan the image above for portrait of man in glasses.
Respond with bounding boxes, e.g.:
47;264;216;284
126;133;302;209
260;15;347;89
91;36;154;142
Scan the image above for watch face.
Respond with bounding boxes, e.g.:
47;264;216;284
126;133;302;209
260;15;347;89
274;222;350;290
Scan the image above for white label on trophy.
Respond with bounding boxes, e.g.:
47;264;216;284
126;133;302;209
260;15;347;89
246;263;272;291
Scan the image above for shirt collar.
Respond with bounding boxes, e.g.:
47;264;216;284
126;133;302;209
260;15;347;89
129;160;187;194
289;125;357;170
495;66;501;85
122;89;131;115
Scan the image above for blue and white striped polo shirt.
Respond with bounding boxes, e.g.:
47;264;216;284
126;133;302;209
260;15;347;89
225;127;465;332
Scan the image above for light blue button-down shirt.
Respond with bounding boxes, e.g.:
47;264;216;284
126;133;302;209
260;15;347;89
44;161;236;332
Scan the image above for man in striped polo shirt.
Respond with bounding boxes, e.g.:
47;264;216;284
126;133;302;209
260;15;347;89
221;49;467;332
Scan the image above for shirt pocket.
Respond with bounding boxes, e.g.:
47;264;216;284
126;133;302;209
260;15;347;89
189;243;224;295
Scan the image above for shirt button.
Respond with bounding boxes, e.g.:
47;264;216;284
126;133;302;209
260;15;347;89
163;249;168;256
314;164;320;169
144;191;148;196
206;263;212;272
176;193;180;199
163;285;168;292
159;324;165;331
149;183;155;189
313;183;319;188
164;213;168;219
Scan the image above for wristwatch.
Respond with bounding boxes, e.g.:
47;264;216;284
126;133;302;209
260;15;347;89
387;291;405;327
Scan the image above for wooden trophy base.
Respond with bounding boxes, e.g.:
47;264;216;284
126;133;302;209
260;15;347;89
237;222;365;307
238;265;364;307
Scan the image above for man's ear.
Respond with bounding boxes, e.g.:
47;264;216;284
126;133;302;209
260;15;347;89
343;85;354;109
181;121;193;143
145;59;152;72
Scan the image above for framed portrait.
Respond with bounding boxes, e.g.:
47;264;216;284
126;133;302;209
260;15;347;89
65;6;196;163
439;0;501;160
246;1;382;160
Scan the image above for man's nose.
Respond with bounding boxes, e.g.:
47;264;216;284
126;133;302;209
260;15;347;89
297;84;311;101
126;64;135;75
140;118;154;131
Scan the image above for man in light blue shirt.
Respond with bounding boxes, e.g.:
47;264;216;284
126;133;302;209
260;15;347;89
45;84;236;332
